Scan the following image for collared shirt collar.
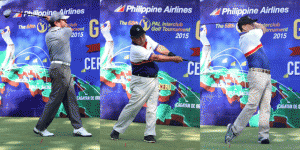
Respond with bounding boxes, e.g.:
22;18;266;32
49;27;61;32
132;41;147;47
239;32;247;37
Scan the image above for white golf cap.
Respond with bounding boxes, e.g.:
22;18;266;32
49;11;70;23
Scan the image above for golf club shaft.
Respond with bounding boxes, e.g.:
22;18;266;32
183;59;198;62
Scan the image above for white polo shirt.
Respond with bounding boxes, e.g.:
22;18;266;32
130;35;159;77
239;29;270;70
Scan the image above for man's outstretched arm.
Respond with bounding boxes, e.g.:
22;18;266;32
149;53;183;63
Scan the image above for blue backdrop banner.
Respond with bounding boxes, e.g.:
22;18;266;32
100;0;200;128
0;0;100;118
200;0;300;128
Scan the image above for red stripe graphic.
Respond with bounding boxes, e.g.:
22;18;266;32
289;46;300;56
86;43;100;53
191;47;200;56
245;43;263;57
143;42;148;49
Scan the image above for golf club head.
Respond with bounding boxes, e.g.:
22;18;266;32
3;9;12;18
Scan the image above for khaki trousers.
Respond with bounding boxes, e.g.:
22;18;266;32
113;75;159;136
232;69;272;139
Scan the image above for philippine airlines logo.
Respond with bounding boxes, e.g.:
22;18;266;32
13;12;22;18
210;8;221;16
115;5;125;12
139;16;151;31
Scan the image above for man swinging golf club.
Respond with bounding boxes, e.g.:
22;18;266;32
110;24;183;143
33;11;92;137
0;26;15;71
225;15;271;145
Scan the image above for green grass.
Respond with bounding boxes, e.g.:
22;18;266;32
100;119;200;150
201;125;300;150
0;117;100;150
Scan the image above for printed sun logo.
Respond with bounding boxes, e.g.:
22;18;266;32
139;16;151;31
37;21;50;33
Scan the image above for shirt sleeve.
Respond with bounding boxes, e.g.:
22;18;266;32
130;45;154;63
145;35;159;51
61;27;72;38
250;29;263;40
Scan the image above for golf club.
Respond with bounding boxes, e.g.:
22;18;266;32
3;9;47;18
183;59;198;63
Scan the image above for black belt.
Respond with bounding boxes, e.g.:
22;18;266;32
133;74;158;78
249;68;271;74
